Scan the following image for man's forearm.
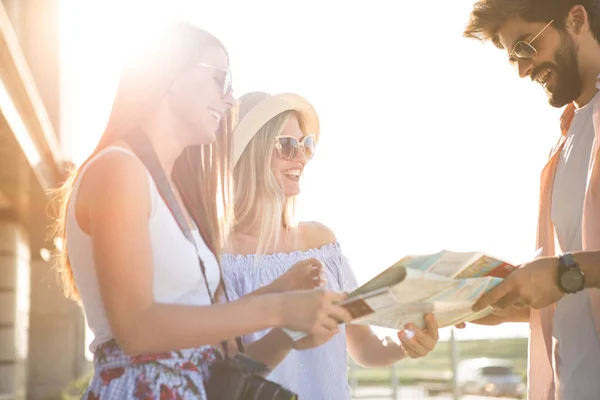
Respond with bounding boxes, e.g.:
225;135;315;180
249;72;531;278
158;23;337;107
470;306;530;325
244;329;293;371
573;251;600;288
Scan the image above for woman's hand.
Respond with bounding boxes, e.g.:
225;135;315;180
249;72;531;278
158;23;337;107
243;259;324;298
270;258;326;292
278;290;352;336
293;329;340;350
398;313;439;358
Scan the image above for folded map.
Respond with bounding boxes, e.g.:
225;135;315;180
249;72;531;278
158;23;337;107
284;249;528;341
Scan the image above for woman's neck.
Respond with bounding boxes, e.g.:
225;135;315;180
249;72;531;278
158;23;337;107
141;112;183;176
152;138;180;176
229;226;298;255
236;222;287;239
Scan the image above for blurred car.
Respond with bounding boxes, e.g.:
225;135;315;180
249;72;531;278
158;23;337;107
456;358;525;398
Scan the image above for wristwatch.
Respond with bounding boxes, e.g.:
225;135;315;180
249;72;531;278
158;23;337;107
557;253;585;294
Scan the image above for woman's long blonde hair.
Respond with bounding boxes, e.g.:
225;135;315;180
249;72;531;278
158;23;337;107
52;22;233;302
233;110;305;255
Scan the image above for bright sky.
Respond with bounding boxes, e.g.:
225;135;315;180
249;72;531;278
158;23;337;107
59;0;566;344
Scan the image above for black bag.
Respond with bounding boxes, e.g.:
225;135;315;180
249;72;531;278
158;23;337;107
123;130;298;400
207;352;297;399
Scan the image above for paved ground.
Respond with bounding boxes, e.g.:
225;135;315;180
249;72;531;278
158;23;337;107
351;385;521;400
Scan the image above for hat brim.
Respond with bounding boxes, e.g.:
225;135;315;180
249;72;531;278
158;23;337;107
232;93;320;166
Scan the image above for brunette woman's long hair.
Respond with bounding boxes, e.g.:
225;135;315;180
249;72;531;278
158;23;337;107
52;22;234;302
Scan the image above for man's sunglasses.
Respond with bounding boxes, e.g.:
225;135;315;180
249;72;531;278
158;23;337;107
198;62;232;97
274;135;317;161
508;20;554;67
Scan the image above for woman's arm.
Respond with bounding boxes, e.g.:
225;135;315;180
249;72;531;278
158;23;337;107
80;154;350;355
346;314;439;367
243;330;294;371
225;258;334;369
244;326;341;371
346;325;406;367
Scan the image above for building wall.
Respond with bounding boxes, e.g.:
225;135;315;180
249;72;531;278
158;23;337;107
0;1;88;399
0;218;28;398
3;0;62;136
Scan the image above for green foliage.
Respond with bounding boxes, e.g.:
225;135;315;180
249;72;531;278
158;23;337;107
45;371;93;400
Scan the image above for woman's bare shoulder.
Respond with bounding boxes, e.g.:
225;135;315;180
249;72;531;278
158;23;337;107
77;147;151;222
298;221;337;249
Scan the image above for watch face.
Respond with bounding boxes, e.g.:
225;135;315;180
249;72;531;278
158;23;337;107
560;269;585;293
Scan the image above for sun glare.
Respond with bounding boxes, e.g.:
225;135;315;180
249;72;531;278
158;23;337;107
59;0;175;164
59;0;550;352
59;0;180;358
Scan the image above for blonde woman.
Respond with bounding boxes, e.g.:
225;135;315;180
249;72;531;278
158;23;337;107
54;24;351;399
222;91;440;399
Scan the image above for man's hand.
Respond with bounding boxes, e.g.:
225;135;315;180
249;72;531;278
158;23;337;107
473;256;564;312
455;305;531;328
398;314;439;358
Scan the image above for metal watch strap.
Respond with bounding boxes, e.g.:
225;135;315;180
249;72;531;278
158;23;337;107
559;252;577;269
558;252;585;293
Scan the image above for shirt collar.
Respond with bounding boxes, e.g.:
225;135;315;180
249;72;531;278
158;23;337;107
560;73;600;136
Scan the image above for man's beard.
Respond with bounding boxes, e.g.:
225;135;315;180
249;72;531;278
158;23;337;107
532;34;582;108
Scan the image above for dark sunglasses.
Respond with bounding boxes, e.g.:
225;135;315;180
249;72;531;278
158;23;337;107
274;135;317;161
508;20;554;67
198;62;232;97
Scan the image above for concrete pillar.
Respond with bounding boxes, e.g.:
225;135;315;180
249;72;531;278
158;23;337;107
27;252;88;400
0;219;28;399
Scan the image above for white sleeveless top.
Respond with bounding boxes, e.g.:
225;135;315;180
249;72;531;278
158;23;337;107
66;146;221;352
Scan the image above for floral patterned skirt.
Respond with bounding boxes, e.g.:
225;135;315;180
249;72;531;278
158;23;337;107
83;340;220;400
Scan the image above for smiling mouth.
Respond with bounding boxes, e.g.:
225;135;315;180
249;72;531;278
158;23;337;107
534;68;552;88
282;169;301;181
208;109;222;125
